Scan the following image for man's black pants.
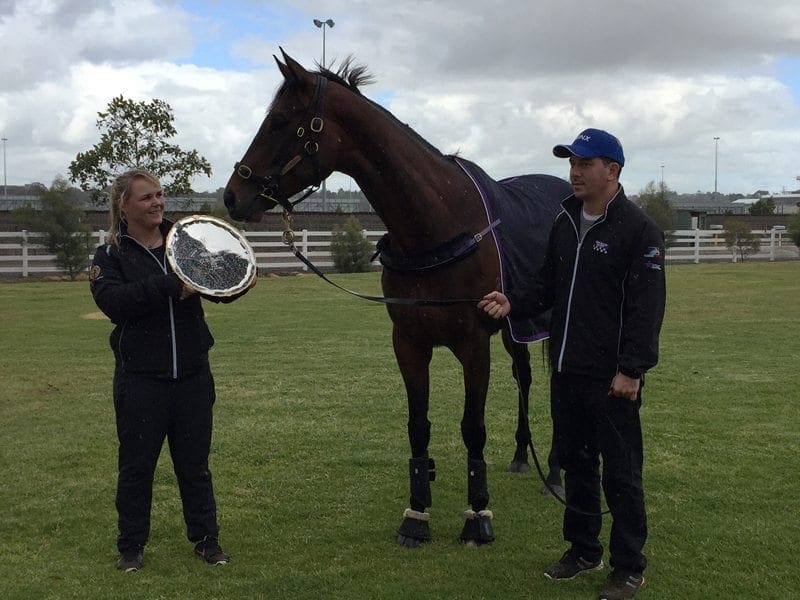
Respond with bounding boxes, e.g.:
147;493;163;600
113;366;219;553
550;372;647;573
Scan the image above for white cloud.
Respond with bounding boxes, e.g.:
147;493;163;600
1;0;799;196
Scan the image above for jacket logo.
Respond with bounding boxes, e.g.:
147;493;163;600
593;240;609;254
644;247;661;258
89;265;102;280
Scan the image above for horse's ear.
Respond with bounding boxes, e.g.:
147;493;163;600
276;47;311;84
274;54;293;82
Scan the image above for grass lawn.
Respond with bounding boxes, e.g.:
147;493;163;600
1;261;798;599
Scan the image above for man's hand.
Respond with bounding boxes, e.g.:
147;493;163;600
478;291;511;319
609;372;640;401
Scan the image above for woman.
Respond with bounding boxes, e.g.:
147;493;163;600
89;169;251;572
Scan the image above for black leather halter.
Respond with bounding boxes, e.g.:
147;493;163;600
232;76;328;214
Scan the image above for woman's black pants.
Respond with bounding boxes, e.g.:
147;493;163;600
113;366;219;553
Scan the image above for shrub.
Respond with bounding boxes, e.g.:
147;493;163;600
12;177;93;280
723;220;760;262
330;216;374;273
788;213;800;252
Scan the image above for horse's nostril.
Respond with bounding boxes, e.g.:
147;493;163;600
223;189;235;209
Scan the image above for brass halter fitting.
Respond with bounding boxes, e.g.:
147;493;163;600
281;210;295;247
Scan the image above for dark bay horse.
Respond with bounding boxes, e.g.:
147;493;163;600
224;50;569;546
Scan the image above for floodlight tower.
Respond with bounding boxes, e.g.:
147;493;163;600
313;18;335;211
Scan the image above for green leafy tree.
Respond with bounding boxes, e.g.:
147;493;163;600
330;216;374;273
12;177;93;280
69;95;211;204
748;197;775;216
636;181;677;244
723;220;760;262
787;213;800;252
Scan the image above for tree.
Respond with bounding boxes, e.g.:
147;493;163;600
12;177;93;280
723;220;760;262
748;197;775;216
787;213;800;252
330;216;374;273
69;95;211;204
636;181;677;240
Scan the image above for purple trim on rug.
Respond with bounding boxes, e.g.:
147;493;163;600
454;157;548;345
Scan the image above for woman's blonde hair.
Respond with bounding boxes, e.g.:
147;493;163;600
107;169;162;246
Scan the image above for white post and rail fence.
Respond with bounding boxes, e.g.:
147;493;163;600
0;227;797;278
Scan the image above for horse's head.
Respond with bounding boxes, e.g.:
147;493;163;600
224;49;333;222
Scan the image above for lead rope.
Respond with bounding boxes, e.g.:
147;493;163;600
511;369;610;516
280;211;484;306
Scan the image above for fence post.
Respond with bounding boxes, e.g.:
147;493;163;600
22;230;29;277
693;229;700;264
301;229;309;272
98;229;106;245
770;228;776;262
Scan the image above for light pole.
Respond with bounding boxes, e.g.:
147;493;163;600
660;165;665;186
313;18;334;211
313;18;334;69
1;137;7;197
713;136;720;194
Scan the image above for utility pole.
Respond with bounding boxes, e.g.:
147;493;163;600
1;137;7;197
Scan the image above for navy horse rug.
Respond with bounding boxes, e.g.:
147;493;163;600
455;157;572;343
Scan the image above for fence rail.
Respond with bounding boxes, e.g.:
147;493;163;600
0;227;797;277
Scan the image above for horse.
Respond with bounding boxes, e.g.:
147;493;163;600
223;49;570;547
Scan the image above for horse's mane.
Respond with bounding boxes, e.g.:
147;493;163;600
276;56;445;159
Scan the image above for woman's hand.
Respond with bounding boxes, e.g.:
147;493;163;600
179;283;196;300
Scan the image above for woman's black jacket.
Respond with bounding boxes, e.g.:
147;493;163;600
90;219;238;379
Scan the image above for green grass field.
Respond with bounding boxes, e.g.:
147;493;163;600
1;262;798;599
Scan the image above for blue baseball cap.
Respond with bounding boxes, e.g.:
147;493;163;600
553;128;625;166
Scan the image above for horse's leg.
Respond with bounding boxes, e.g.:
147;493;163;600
453;335;495;545
392;328;435;548
542;399;564;499
501;329;532;473
501;330;564;493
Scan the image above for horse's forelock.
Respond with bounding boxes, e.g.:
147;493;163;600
266;56;371;115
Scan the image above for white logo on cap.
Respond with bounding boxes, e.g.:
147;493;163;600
578;135;591;142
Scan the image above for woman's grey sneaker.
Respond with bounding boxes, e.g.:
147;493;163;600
544;549;603;580
598;568;645;599
116;549;144;572
194;539;229;565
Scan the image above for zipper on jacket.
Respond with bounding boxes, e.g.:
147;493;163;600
556;212;583;373
126;234;179;380
555;200;612;372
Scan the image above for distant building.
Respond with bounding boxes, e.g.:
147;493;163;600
731;194;799;215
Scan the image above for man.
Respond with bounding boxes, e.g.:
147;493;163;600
479;129;665;599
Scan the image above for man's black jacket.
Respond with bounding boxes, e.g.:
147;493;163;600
508;187;666;380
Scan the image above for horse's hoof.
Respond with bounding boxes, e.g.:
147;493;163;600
397;510;431;548
507;460;530;473
540;483;564;500
397;533;424;548
460;510;495;545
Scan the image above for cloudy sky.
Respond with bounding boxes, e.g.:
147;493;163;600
1;0;799;197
